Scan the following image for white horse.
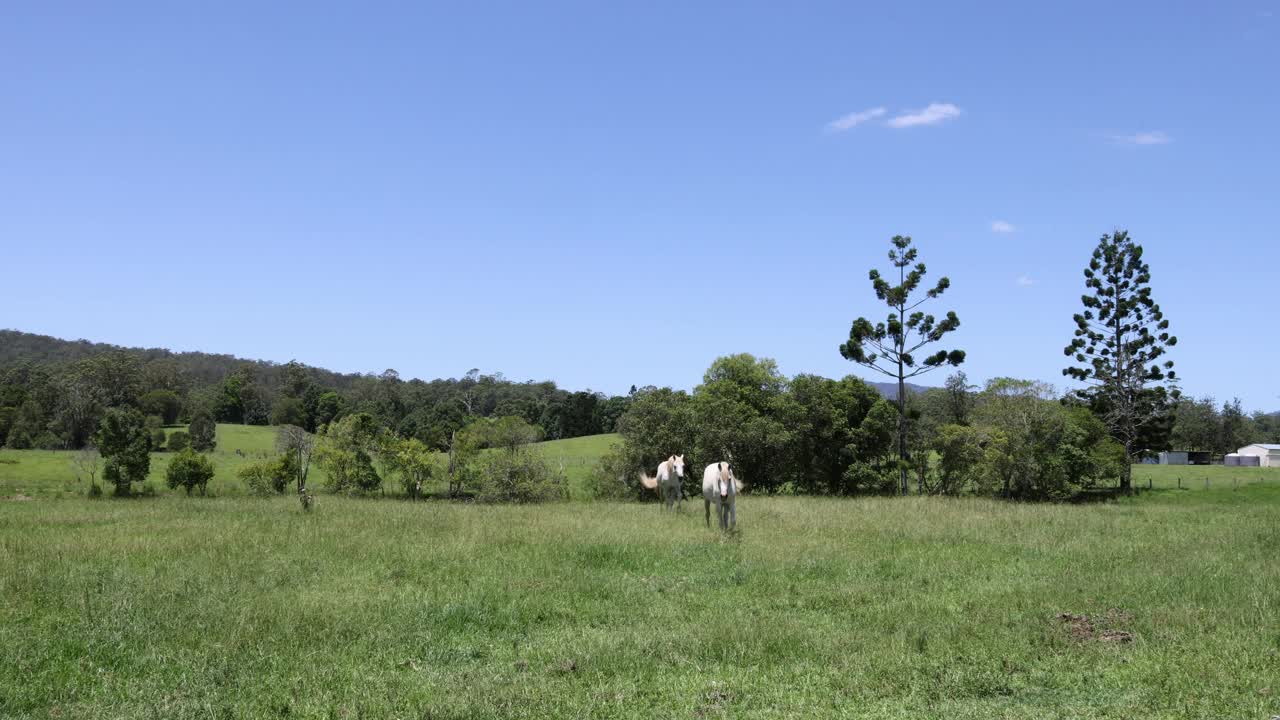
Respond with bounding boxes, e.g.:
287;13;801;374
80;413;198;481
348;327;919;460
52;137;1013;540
639;455;686;510
702;462;739;530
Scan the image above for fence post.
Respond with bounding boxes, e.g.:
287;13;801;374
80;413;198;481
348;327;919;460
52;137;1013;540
1177;477;1181;489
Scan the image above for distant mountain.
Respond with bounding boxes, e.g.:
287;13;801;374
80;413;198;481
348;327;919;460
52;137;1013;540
867;380;935;399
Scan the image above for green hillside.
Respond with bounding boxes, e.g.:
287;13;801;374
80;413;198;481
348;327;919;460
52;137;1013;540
0;425;620;500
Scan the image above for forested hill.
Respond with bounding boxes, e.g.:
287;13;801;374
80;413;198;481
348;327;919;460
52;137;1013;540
0;329;361;391
0;329;631;451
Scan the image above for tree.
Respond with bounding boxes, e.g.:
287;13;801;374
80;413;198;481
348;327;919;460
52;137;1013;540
145;415;166;451
271;396;306;427
166;448;215;495
71;445;102;494
1218;398;1253;456
942;371;976;425
314;391;347;430
167;431;191;452
840;235;964;495
1170;396;1219;452
692;354;795;493
276;424;316;493
94;408;151;496
316;412;382;494
971;379;1121;500
787;374;886;494
139;390;182;425
78;352;143;409
1063;230;1177;492
385;437;436;500
188;409;217;452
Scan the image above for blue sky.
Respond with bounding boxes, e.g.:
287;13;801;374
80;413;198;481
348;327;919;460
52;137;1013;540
2;2;1278;410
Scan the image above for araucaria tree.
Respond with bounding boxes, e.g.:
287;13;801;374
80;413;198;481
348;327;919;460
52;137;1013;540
840;235;964;495
1063;230;1177;492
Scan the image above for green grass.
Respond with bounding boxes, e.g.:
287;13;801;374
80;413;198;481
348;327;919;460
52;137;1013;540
1130;462;1280;490
532;433;619;499
0;424;295;499
0;426;622;500
2;485;1279;718
3;430;1278;715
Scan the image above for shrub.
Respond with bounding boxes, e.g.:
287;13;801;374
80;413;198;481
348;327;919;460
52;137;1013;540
472;447;566;503
167;431;191;452
166;448;215;495
588;445;644;500
384;437;436;500
237;455;296;496
188;410;217;452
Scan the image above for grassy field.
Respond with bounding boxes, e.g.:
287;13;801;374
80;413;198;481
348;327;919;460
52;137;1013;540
2;482;1279;718
0;426;622;500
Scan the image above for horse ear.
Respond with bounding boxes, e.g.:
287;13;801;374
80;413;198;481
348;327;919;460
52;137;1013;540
677;454;683;461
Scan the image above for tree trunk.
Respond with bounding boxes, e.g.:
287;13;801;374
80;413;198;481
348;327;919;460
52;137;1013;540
897;373;908;496
1120;441;1133;493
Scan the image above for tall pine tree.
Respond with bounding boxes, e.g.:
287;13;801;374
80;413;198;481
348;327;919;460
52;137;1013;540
840;235;964;495
1063;230;1177;492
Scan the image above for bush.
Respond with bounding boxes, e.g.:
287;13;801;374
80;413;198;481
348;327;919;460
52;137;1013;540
588;445;646;500
238;455;296;496
167;431;191;452
188;410;217;452
165;448;215;496
472;447;566;503
151;428;168;451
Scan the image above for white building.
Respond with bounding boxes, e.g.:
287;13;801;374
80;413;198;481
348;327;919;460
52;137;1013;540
1236;444;1280;468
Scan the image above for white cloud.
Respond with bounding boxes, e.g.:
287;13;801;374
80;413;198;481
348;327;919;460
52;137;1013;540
991;220;1017;233
1016;274;1034;287
827;107;886;132
886;103;962;128
1113;131;1172;145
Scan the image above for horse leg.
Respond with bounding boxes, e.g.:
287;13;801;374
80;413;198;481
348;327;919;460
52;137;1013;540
729;500;736;530
704;499;711;528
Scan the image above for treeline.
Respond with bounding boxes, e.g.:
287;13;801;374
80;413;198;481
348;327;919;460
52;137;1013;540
0;330;631;451
1168;396;1280;455
598;355;1131;501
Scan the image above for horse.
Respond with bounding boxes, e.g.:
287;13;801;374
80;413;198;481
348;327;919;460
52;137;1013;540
639;455;686;510
702;462;739;530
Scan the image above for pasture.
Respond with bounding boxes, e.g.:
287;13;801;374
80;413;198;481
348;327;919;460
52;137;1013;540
2;480;1279;718
0;426;622;500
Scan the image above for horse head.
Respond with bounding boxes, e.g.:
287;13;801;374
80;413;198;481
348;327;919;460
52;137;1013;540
669;454;685;478
717;462;735;498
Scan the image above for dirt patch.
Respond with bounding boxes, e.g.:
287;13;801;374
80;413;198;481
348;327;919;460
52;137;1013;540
1055;612;1095;640
7;494;33;502
1054;609;1135;643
